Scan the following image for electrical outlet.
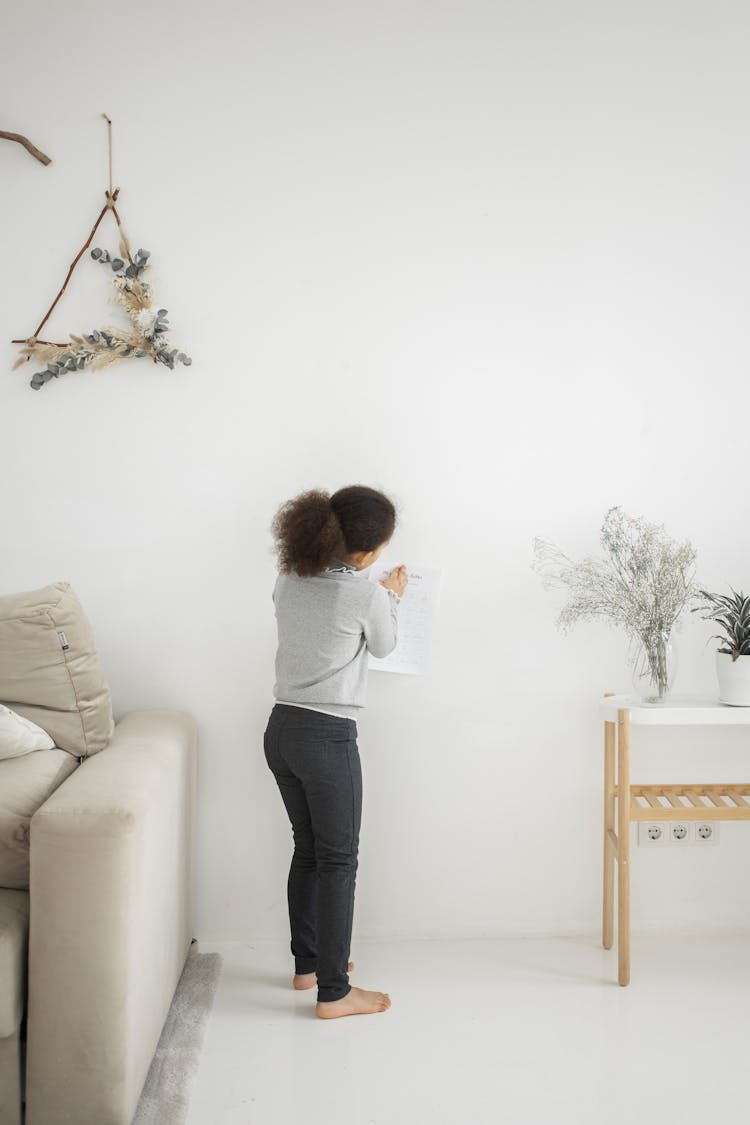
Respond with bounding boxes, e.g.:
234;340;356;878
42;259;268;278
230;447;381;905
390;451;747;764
637;820;721;846
637;822;668;846
670;822;690;845
693;821;720;845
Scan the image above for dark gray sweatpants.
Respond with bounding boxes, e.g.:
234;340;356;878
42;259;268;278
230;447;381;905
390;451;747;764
263;703;362;1003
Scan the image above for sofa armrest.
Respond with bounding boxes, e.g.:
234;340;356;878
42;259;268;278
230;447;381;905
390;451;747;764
25;710;197;1125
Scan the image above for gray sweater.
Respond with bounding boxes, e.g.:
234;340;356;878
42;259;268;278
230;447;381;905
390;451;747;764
272;561;400;719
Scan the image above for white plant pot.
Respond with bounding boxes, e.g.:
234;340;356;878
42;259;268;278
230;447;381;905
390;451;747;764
715;651;750;706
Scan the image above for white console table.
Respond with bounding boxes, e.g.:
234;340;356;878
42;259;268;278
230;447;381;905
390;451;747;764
599;692;750;986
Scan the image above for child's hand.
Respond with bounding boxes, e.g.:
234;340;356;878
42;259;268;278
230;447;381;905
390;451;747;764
380;565;408;597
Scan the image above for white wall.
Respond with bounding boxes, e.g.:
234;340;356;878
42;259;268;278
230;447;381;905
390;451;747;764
2;0;750;942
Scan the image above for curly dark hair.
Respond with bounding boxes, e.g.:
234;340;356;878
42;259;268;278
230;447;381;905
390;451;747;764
271;484;397;577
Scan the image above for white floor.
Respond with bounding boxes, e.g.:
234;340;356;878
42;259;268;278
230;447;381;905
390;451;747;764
185;933;750;1125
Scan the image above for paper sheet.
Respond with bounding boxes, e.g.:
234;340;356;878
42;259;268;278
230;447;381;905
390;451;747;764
367;559;443;676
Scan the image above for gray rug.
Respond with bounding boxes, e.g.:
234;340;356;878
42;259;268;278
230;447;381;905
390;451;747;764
131;944;223;1125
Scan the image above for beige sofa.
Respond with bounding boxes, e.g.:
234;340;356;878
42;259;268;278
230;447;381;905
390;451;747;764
0;709;197;1125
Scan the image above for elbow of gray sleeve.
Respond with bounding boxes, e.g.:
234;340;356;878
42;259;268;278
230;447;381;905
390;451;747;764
369;636;397;659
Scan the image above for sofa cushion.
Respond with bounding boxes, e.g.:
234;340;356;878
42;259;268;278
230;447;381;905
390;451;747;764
0;749;79;889
0;889;29;1036
0;705;55;762
0;582;113;758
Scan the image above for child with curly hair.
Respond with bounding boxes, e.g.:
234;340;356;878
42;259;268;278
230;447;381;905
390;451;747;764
265;484;407;1018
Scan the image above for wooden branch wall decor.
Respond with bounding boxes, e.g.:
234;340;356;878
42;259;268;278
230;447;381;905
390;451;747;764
11;114;191;390
0;130;52;165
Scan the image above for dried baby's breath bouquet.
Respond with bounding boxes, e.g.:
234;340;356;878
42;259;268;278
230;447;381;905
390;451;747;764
532;507;699;699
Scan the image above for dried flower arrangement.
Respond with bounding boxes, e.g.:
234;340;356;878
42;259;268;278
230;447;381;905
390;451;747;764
13;244;191;390
532;506;699;700
10;114;190;390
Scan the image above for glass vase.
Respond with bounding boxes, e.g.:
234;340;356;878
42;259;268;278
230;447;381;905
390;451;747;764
629;631;678;703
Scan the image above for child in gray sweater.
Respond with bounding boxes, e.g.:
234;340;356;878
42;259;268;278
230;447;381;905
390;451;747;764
265;484;407;1019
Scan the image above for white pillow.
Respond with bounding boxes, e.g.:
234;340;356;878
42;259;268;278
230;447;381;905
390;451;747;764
0;747;79;887
0;704;55;760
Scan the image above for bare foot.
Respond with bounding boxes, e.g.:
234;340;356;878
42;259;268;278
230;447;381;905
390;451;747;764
293;961;355;991
316;986;391;1019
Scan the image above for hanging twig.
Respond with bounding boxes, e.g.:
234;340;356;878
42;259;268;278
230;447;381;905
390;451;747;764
109;195;134;267
101;114;133;266
11;189;120;345
0;130;52;165
102;113;113;197
11;114;132;348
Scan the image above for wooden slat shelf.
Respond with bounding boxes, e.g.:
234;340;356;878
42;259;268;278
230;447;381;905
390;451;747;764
601;695;750;986
630;784;750;820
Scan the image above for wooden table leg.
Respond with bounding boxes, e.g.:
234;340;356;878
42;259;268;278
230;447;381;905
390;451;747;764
617;707;631;986
603;718;615;949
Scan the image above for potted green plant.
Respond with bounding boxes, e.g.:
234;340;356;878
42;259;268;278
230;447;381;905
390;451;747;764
691;588;750;705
